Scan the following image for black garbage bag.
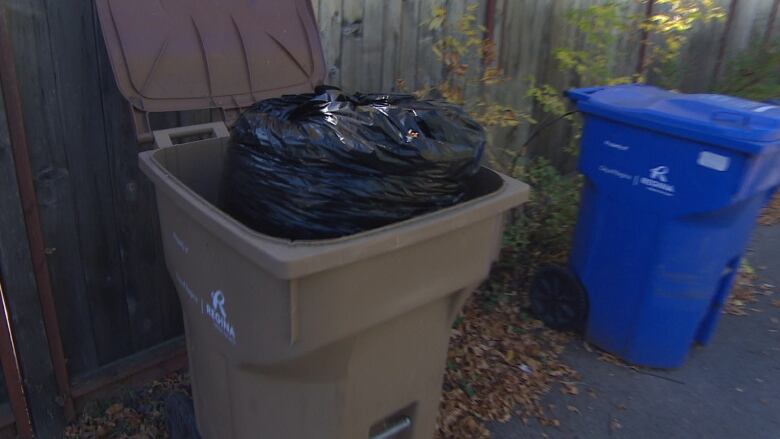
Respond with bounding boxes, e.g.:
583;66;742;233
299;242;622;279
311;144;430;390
221;87;485;240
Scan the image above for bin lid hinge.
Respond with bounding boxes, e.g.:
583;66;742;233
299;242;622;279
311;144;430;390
131;105;154;145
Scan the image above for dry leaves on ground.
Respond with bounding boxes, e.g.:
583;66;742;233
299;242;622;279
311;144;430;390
724;263;777;316
593;346;633;369
724;193;780;315
758;191;780;226
435;289;579;438
65;373;191;439
67;286;579;439
66;292;577;439
724;266;759;316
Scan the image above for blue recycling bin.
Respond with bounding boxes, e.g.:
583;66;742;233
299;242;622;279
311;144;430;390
545;85;780;368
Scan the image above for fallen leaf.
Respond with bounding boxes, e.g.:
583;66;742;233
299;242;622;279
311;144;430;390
433;288;579;437
105;403;123;416
69;276;583;439
561;383;580;395
505;350;515;363
566;405;581;414
66;373;192;439
610;418;623;431
758;192;780;225
724;266;759;316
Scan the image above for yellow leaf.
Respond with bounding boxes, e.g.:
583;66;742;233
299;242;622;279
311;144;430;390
105;403;124;416
429;16;445;30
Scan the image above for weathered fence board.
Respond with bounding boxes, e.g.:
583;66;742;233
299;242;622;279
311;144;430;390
94;30;182;353
416;0;445;90
0;8;64;435
381;0;404;90
4;0;102;378
318;0;343;84
340;0;366;91
323;0;777;95
0;55;23;420
49;0;134;368
724;0;773;59
398;0;422;89
3;0;181;381
363;0;386;90
312;0;776;164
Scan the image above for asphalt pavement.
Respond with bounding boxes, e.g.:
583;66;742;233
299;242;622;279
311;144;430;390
491;223;780;439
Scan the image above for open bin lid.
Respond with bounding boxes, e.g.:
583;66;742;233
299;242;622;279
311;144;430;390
95;0;326;140
567;85;780;155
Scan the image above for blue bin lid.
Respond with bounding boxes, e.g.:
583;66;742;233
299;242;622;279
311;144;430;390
566;84;780;155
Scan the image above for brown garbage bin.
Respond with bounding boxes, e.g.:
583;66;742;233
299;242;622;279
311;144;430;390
96;1;530;438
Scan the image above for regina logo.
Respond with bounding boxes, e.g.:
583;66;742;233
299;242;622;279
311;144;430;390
639;165;675;196
649;165;669;182
205;290;236;344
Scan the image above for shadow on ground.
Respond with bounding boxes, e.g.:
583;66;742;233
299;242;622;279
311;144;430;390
491;224;780;439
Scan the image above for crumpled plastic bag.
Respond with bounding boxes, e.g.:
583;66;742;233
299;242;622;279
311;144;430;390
221;87;485;240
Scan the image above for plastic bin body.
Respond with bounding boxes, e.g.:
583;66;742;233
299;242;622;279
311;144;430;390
138;132;529;438
94;1;531;434
568;85;780;368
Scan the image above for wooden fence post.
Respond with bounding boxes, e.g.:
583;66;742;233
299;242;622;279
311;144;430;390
0;6;69;436
0;281;34;438
711;0;740;87
763;0;780;49
635;0;655;80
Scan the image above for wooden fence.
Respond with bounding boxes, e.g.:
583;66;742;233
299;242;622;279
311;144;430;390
314;0;779;93
311;0;780;165
0;0;777;435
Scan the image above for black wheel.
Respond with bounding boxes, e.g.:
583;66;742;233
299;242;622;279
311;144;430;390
530;265;588;332
165;393;201;439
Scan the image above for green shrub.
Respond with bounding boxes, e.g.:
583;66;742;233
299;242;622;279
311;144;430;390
419;1;725;301
714;41;780;101
501;159;582;290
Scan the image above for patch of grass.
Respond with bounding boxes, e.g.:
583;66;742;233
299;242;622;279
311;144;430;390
502;158;583;290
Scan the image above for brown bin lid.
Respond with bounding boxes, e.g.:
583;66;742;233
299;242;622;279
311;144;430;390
95;0;326;114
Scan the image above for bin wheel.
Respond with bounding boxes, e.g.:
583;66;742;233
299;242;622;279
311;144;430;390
165;393;201;439
530;265;588;332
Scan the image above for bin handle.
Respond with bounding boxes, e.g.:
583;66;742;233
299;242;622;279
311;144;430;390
369;417;412;439
565;86;606;102
152;122;230;149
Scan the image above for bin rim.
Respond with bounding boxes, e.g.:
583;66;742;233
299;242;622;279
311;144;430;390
567;85;780;155
139;147;530;280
